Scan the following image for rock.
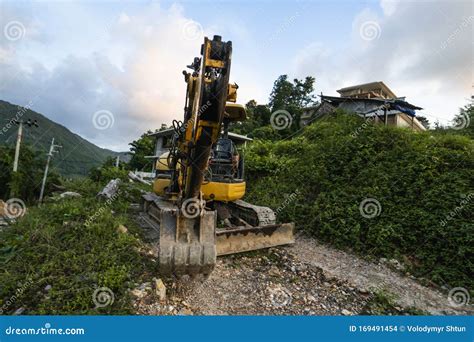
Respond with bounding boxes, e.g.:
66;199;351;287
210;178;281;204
154;278;166;301
138;282;152;291
358;288;369;294
297;264;308;272
44;284;52;292
389;259;405;271
97;178;121;200
117;225;128;234
13;307;25;315
178;308;193;315
341;309;352;316
132;282;152;299
131;289;147;299
59;191;81;199
268;266;281;277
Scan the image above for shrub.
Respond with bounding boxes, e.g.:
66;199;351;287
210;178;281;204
245;113;474;291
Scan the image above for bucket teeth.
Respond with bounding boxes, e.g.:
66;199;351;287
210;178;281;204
216;223;295;256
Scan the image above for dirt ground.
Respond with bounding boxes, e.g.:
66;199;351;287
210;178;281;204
132;233;472;316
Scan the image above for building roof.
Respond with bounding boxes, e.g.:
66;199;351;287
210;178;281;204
337;81;397;99
148;128;253;142
321;95;422;113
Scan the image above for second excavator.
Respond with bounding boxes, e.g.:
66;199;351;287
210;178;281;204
141;35;294;276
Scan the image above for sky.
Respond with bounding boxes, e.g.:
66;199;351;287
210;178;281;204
0;0;472;151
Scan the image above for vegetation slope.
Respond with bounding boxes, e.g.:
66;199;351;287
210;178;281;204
244;112;473;292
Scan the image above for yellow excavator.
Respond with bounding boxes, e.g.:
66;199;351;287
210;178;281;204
141;35;294;276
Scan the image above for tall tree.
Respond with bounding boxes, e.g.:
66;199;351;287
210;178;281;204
452;101;473;138
269;75;317;111
268;75;317;132
128;130;155;171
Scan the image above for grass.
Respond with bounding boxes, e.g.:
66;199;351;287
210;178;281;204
362;290;427;315
0;180;157;314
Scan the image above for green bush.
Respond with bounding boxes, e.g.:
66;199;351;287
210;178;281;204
0;180;156;314
245;113;473;291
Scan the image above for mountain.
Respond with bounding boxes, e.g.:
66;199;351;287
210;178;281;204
0;100;127;176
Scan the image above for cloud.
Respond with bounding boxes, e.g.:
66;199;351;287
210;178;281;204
291;0;473;124
0;2;210;151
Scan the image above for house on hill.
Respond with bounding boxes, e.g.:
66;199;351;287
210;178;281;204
301;81;426;131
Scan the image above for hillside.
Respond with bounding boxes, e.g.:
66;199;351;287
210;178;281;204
0;100;124;176
244;113;473;293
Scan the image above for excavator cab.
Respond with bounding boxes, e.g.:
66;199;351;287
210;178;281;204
209;138;243;181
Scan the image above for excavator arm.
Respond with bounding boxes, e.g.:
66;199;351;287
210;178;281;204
181;35;233;201
143;36;235;276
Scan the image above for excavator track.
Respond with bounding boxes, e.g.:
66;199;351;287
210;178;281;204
227;199;277;226
215;200;294;255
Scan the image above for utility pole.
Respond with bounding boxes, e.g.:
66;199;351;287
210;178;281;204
115;155;120;168
39;138;62;204
13;121;23;172
12;119;39;172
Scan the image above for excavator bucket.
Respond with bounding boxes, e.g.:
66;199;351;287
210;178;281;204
216;223;295;256
141;193;217;276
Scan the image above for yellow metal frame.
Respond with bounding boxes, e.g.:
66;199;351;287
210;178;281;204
201;180;245;202
153;176;245;202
